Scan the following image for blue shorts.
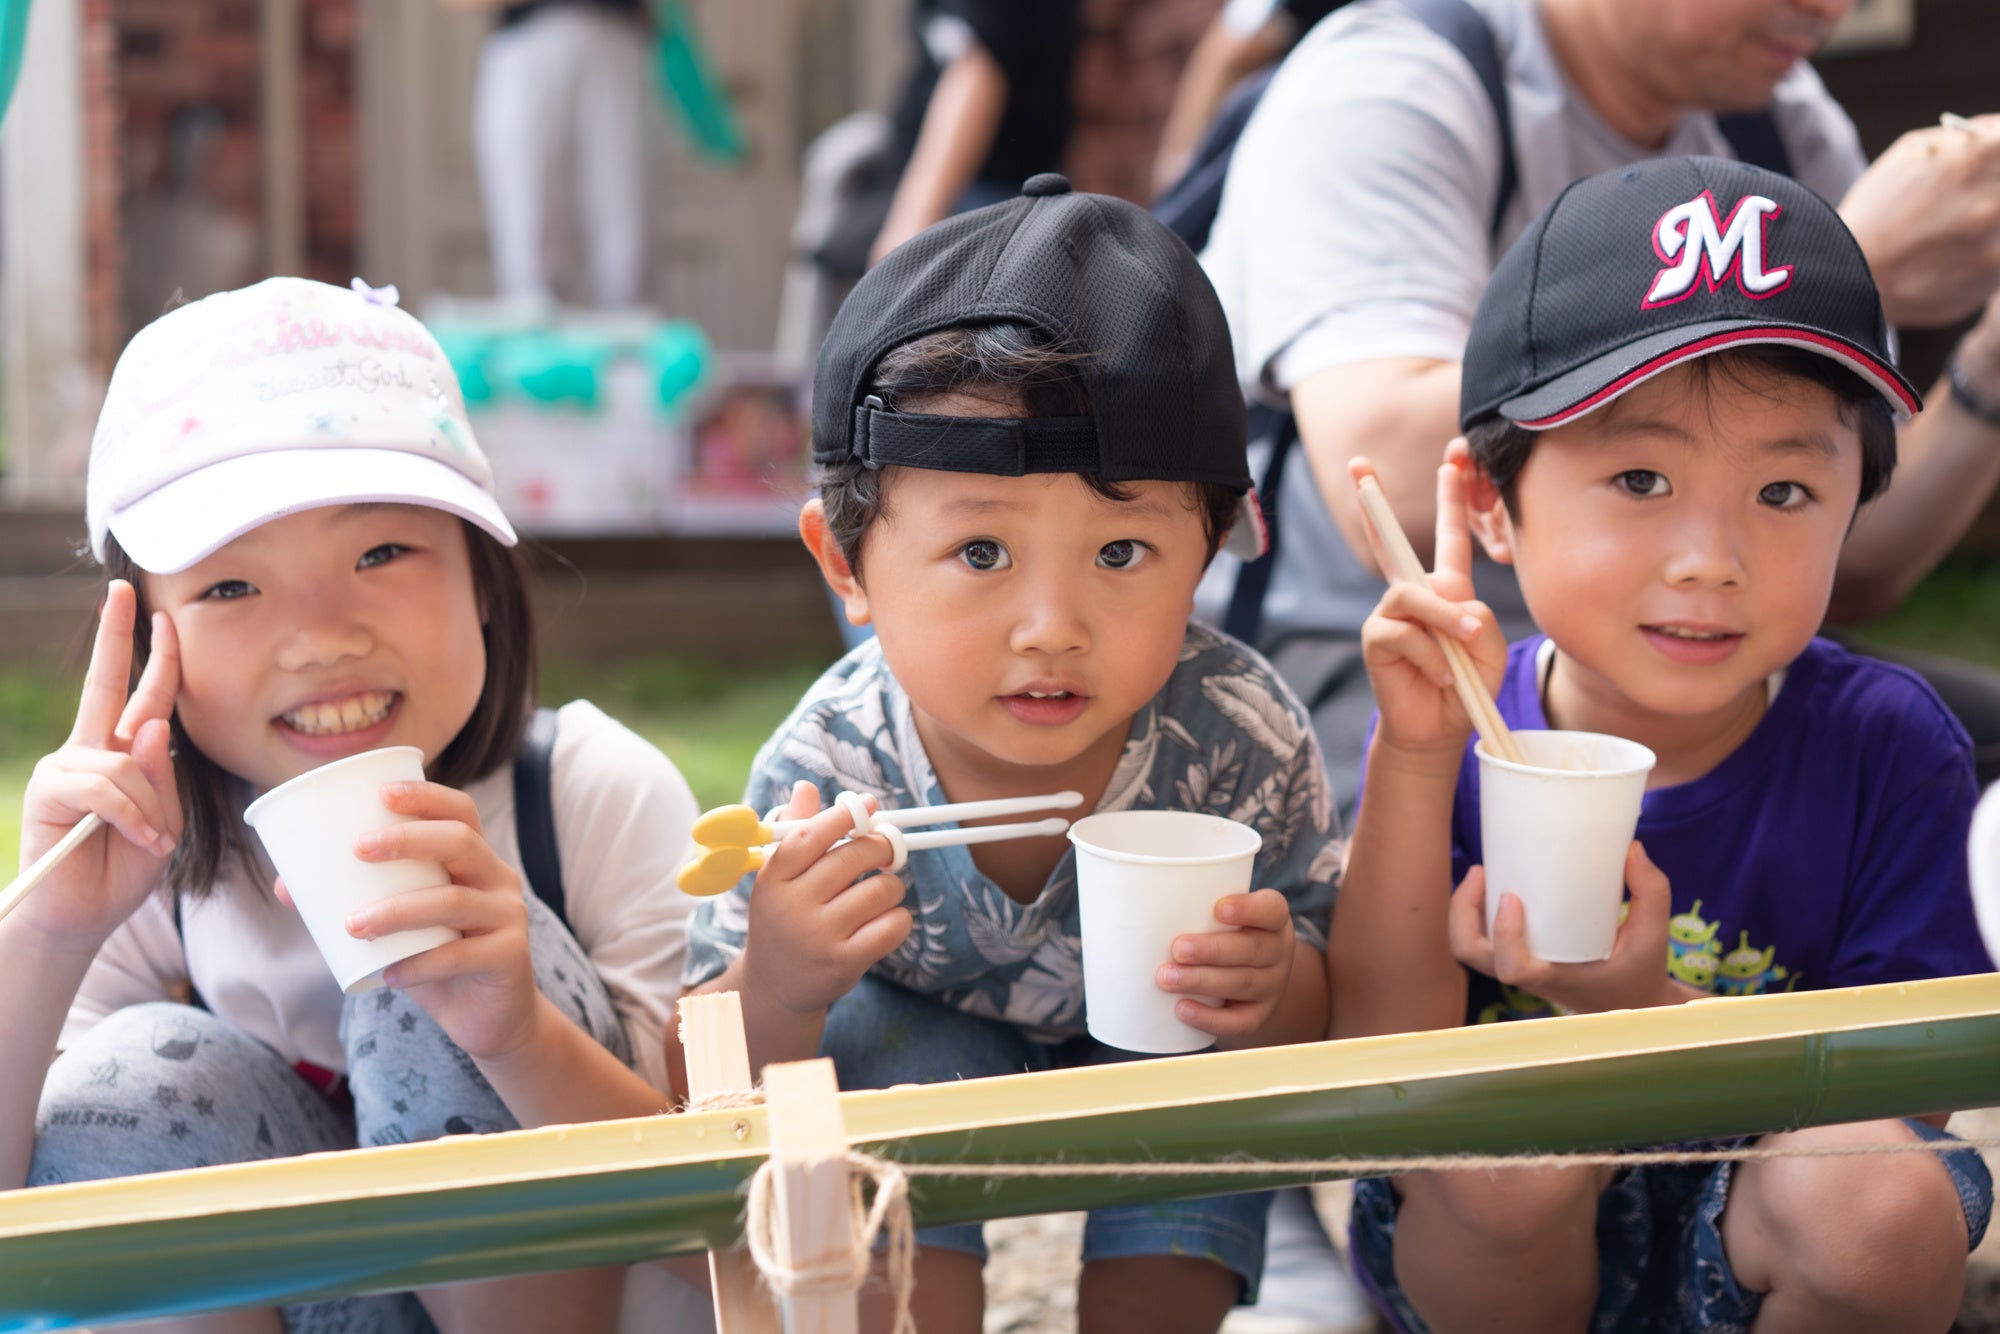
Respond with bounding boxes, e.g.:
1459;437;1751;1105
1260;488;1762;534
1348;1119;1993;1334
821;973;1273;1300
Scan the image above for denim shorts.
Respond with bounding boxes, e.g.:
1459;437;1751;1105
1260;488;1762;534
820;973;1274;1300
1347;1118;1993;1334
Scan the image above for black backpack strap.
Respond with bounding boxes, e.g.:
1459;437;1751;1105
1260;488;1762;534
1717;111;1794;179
513;706;567;928
1152;64;1281;254
1400;0;1517;241
1223;405;1301;645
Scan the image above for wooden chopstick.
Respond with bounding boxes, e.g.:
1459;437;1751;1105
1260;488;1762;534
0;813;104;927
1354;477;1526;764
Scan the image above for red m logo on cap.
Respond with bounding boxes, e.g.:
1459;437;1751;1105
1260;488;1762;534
1643;191;1793;309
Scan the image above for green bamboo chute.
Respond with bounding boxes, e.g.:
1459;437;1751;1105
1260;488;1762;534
5;974;2000;1328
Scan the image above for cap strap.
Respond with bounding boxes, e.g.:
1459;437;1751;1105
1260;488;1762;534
850;401;1099;475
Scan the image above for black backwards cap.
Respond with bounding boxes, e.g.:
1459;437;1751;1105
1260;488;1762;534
1462;156;1918;432
812;173;1267;559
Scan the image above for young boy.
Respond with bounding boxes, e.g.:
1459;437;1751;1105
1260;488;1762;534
1331;155;1994;1333
677;174;1341;1333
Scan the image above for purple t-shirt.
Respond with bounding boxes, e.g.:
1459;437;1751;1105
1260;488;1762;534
1442;636;1991;1024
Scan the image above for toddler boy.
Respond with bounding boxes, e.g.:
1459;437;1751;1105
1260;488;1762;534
681;174;1343;1333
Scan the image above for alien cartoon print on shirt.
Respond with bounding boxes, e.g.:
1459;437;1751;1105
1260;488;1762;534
1477;900;1797;1024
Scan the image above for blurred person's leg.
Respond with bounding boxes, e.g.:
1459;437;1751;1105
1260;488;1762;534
776;111;889;364
475;10;576;307
573;9;649;308
1221;1186;1379;1334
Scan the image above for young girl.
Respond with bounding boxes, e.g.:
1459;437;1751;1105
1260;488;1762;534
1;277;705;1334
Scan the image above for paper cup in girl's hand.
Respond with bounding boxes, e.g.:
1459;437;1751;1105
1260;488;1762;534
245;746;460;993
1069;810;1263;1053
1477;730;1656;963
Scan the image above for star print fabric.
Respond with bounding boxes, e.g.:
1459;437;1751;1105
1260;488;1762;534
28;895;630;1331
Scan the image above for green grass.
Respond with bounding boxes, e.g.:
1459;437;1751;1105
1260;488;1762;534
0;668;73;871
540;655;827;808
1846;557;2000;672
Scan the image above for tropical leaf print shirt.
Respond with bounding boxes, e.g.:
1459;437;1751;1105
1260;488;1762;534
682;622;1343;1040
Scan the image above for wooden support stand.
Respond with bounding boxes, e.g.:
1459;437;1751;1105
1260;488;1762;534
762;1058;860;1334
678;992;782;1334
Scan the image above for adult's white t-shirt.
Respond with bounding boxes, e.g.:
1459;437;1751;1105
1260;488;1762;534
1196;0;1868;641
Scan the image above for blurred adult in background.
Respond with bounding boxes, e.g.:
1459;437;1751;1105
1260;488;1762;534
1199;0;2000;818
1152;0;1353;197
449;0;652;309
810;0;1081;281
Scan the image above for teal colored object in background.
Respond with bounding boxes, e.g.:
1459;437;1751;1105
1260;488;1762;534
643;320;711;415
649;0;746;167
431;327;499;407
429;319;710;415
487;330;614;408
0;0;32;131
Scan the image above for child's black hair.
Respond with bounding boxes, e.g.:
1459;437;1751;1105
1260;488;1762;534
816;324;1242;576
1466;346;1898;519
104;521;537;899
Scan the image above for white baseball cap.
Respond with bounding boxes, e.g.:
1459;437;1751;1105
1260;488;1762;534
87;276;518;573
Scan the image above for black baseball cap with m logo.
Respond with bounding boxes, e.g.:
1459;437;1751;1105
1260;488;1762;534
1461;156;1919;432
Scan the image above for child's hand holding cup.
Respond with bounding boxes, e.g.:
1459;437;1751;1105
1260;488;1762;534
1069;810;1263;1053
1474;730;1655;963
245;746;461;993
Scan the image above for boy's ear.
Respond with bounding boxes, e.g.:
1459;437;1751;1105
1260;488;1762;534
799;499;872;629
1463;465;1518;567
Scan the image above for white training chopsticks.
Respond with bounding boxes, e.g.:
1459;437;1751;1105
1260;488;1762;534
677;790;1084;896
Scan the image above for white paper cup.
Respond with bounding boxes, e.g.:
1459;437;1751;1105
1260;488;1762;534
1967;782;2000;968
244;746;460;993
1476;730;1656;963
1069;810;1263;1054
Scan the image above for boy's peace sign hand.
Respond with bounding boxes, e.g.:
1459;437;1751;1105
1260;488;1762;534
1353;441;1508;759
17;580;182;949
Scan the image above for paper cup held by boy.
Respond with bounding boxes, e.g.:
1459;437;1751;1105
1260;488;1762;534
1476;731;1656;964
1069;810;1262;1054
245;746;461;993
1966;781;2000;968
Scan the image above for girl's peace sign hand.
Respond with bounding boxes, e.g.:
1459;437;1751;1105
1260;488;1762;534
1352;441;1508;759
17;580;183;949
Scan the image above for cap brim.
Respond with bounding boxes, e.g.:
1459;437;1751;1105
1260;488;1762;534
1497;322;1920;430
1222;488;1269;562
106;447;518;573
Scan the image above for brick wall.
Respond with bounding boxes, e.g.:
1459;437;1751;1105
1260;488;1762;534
302;0;358;286
1066;0;1223;201
78;0;357;371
